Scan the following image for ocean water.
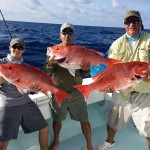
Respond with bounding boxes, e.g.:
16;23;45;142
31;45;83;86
0;20;150;72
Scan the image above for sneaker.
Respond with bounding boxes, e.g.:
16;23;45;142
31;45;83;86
97;141;115;150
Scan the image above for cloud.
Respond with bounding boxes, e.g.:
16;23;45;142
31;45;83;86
74;0;92;3
112;0;119;8
0;0;150;29
111;0;126;9
29;0;43;6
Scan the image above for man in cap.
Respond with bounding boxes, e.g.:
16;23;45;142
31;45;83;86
0;37;49;150
44;23;93;150
98;10;150;150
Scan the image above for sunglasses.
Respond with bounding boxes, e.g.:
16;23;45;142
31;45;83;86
61;31;74;35
124;19;141;25
12;45;24;50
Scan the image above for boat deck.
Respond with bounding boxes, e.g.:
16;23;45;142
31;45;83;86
8;101;148;150
59;124;147;150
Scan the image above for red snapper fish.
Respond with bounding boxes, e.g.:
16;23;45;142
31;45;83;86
74;61;150;100
47;45;123;76
0;63;70;106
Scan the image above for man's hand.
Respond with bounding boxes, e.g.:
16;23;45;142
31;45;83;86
29;83;42;93
0;76;5;84
143;70;150;82
80;60;90;71
105;85;114;93
49;55;58;64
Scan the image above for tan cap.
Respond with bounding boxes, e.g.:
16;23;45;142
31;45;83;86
124;10;141;20
10;38;25;48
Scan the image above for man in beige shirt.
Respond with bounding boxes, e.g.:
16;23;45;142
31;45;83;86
98;10;150;150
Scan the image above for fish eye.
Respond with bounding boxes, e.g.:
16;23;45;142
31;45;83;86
8;66;12;70
56;48;59;51
16;79;20;82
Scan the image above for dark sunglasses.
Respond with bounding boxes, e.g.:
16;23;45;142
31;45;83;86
61;31;74;35
12;45;24;50
124;19;140;25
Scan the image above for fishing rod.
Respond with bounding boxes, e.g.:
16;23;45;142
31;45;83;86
0;9;13;39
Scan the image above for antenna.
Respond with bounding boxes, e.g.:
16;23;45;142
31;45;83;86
0;9;13;39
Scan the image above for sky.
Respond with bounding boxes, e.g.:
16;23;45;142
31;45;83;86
0;0;150;29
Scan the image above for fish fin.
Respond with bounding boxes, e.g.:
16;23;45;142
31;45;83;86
106;58;123;68
11;78;28;94
17;87;28;95
98;89;105;92
42;90;70;106
96;51;104;56
17;88;24;94
1;74;21;83
25;65;56;85
43;90;52;98
92;73;101;81
74;85;90;101
68;69;76;76
88;48;104;56
54;90;71;106
92;70;106;81
41;91;52;99
46;91;52;98
46;47;52;56
121;87;132;94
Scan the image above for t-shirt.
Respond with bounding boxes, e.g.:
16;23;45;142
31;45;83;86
0;56;31;107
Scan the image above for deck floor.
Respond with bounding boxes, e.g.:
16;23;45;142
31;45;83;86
58;124;148;150
8;101;148;150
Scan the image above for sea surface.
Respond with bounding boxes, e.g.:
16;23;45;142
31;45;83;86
0;20;150;72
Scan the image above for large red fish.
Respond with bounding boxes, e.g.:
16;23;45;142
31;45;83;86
0;63;70;106
47;45;123;76
74;61;150;100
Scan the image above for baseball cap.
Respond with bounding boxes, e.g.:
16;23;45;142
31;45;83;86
10;38;25;48
124;10;141;20
60;23;75;33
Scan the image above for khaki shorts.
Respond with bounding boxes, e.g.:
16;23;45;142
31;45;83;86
50;89;89;122
108;91;150;137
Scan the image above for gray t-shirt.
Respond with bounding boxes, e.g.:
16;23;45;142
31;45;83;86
0;57;31;107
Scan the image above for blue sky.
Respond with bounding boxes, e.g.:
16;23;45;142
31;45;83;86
1;0;150;29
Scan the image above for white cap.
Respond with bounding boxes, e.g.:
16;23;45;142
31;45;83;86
60;23;75;33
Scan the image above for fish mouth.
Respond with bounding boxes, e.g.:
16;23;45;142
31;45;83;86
134;75;143;79
57;57;66;63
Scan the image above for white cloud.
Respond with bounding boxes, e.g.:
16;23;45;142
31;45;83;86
0;0;150;29
112;0;119;8
74;0;92;3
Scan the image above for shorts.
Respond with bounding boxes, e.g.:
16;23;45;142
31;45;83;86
0;101;48;141
50;89;89;122
108;91;150;137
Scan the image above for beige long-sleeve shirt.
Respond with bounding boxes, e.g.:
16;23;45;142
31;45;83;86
108;32;150;93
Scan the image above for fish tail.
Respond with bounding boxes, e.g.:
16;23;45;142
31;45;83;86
54;90;71;106
74;85;90;101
